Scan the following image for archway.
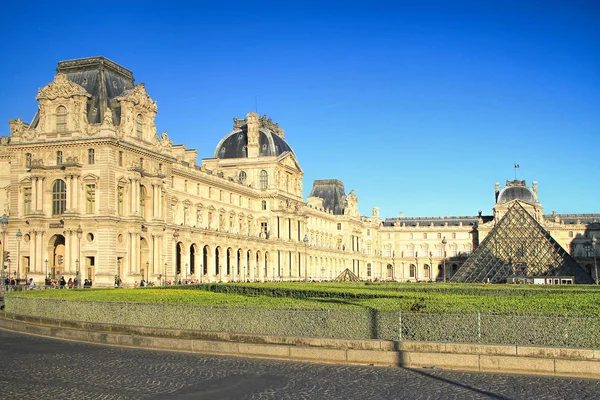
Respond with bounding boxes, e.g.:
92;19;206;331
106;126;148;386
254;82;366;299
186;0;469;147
47;234;66;280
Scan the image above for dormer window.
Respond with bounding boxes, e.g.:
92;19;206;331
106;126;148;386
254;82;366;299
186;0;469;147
56;151;63;165
56;106;67;132
136;114;143;138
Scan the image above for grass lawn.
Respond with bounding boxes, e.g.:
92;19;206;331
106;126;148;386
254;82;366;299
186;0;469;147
7;282;600;316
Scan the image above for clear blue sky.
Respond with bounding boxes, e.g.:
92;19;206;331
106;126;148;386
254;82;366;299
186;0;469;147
1;1;598;218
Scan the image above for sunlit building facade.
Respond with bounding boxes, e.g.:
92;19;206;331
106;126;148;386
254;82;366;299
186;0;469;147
0;57;598;286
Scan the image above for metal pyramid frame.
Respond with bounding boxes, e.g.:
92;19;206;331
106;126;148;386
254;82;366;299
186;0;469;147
451;201;593;283
334;268;360;282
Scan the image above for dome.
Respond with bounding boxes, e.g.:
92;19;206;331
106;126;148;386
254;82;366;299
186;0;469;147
497;183;537;204
214;114;294;159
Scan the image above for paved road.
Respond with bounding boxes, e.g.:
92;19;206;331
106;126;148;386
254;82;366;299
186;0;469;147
0;329;598;399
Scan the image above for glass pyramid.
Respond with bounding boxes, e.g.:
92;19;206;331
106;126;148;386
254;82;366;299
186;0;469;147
451;201;593;283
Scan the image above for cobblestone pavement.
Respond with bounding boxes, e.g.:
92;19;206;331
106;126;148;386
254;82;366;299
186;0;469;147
0;329;599;399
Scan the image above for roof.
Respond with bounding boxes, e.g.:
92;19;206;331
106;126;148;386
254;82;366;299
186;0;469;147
309;179;347;215
214;115;294;159
497;180;537;204
32;56;135;128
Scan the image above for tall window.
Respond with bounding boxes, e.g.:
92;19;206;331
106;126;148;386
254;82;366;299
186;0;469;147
56;151;63;165
585;245;593;258
260;170;268;190
56;106;67;132
136;114;143;138
25;153;32;167
23;187;32;214
139;185;146;218
117;186;124;215
424;265;430;278
260;222;268;237
261;200;267;210
410;264;416;278
239;170;246;183
337;223;342;230
88;148;95;164
86;184;96;213
118;151;123;167
52;180;67;215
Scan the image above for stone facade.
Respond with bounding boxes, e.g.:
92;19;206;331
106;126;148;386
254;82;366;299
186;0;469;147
0;57;598;286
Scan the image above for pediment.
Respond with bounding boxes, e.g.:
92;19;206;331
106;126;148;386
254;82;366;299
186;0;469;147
37;73;90;100
277;152;303;173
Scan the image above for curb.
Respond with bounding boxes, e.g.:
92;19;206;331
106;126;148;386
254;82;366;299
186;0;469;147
1;312;599;379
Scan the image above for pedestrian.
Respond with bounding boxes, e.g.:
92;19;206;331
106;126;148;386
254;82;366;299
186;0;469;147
68;278;73;288
59;276;66;289
29;278;35;289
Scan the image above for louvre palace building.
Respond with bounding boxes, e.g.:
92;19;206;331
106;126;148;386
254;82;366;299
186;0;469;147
1;56;598;287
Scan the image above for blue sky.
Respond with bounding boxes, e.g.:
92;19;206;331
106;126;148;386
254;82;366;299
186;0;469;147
1;1;598;218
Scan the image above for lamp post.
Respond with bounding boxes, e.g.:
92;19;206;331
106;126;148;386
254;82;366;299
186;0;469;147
16;228;22;282
592;235;598;285
303;234;309;281
164;262;167;285
45;259;48;280
173;230;179;284
1;214;8;281
146;260;150;284
442;237;447;283
76;225;83;288
116;258;121;287
185;262;188;283
75;259;80;288
392;251;395;281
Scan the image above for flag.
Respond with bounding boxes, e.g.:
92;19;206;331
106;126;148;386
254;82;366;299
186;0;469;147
514;163;520;168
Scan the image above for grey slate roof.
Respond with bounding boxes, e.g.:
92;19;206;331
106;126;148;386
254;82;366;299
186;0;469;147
309;179;347;215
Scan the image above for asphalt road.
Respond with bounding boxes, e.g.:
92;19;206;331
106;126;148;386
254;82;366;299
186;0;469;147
0;328;598;399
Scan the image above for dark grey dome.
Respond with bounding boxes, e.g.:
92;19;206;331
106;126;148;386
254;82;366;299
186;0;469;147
497;185;537;204
214;127;294;159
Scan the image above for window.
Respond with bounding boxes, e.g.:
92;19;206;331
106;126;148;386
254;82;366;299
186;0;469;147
465;245;471;256
337;223;341;230
139;185;146;218
407;245;414;257
410;264;416;278
239;170;246;183
56;151;63;165
56;106;67;132
136;114;143;138
23;187;32;214
52;180;67;215
260;222;268;238
367;264;372;277
424;265;430;278
86;184;96;213
585;245;593;258
184;180;188;192
452;232;456;239
25;153;32;167
385;245;392;257
367;229;371;236
196;183;200;195
88;148;95;164
139;157;144;169
437;233;441;239
568;231;574;238
451;245;458;257
260;170;268;190
366;243;371;255
118;151;123;167
117;186;124;215
423;233;427;239
261;200;267;210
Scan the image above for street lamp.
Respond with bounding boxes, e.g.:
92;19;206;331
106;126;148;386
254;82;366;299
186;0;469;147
173;230;179;283
1;214;8;280
442;237;447;283
164;262;167;285
592;235;598;285
76;225;83;288
146;260;150;284
16;228;22;282
185;262;188;283
303;234;309;281
75;259;80;288
392;251;395;281
45;259;48;279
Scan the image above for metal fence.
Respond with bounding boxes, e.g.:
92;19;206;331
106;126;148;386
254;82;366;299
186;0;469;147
4;297;600;349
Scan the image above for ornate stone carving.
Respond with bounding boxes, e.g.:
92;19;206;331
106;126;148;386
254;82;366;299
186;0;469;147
154;131;173;153
117;83;158;113
345;190;359;218
36;73;90;100
102;107;114;126
259;114;284;137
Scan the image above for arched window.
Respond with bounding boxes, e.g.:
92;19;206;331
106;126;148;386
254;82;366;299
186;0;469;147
52;180;67;215
409;264;416;278
136;114;143;138
238;170;246;183
259;170;268;190
56;106;67;132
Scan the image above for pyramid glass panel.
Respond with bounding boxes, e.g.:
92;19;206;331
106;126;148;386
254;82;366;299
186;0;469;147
451;202;593;283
